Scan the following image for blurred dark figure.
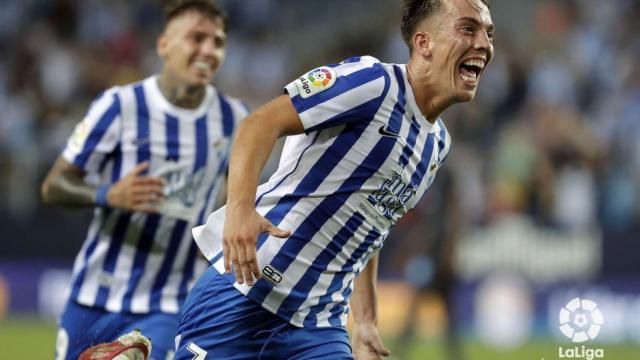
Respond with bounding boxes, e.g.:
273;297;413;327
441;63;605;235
394;166;464;360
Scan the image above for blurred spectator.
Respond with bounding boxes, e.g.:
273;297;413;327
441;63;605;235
0;0;638;281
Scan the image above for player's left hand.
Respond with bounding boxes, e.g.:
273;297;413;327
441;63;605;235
351;322;390;360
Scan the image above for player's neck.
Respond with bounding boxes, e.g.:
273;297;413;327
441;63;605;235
157;73;206;109
406;62;455;123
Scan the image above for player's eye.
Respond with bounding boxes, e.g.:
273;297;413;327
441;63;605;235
215;36;226;48
189;31;207;44
460;25;474;35
192;33;206;43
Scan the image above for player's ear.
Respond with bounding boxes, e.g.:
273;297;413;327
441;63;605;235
413;31;433;58
157;33;169;59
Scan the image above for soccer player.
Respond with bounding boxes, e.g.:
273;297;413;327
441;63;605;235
40;1;248;359
175;0;494;359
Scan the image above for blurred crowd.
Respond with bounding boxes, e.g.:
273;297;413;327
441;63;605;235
1;0;638;277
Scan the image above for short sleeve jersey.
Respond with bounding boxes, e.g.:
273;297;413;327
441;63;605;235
63;76;248;314
195;56;451;327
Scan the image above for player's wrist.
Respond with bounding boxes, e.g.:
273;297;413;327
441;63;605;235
226;200;255;213
353;317;378;327
95;184;112;207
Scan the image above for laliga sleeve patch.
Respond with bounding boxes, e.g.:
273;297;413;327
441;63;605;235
294;66;337;99
68;122;89;152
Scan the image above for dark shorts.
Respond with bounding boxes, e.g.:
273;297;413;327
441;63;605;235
56;300;177;360
175;266;353;360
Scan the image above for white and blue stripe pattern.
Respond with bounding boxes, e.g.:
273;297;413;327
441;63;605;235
62;76;247;314
197;56;451;327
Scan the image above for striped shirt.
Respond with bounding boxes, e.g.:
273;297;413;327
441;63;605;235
63;75;248;314
194;56;451;327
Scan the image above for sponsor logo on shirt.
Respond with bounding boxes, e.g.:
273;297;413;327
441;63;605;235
152;162;206;222
163;167;205;208
378;125;400;138
262;265;283;285
359;165;417;230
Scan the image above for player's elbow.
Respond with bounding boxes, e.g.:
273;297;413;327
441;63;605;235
40;178;54;205
41;173;63;206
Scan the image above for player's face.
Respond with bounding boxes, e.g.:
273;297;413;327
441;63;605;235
157;11;226;87
429;0;494;102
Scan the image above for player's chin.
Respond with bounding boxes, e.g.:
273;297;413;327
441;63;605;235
189;71;215;86
452;88;477;103
453;73;481;102
187;75;213;87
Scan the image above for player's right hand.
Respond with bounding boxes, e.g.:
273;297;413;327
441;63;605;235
106;162;165;212
222;206;291;286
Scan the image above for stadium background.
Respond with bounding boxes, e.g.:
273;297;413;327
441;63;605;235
1;0;639;358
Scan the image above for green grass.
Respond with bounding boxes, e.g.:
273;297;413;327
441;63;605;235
2;316;639;359
386;338;640;360
0;316;58;359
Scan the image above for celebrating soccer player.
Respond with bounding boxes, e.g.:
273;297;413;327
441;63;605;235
41;1;248;359
175;0;494;359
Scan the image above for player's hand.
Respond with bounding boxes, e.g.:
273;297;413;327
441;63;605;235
351;323;390;360
107;162;165;212
223;206;290;286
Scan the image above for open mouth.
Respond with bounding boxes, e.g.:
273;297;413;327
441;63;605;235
458;58;485;86
193;60;213;73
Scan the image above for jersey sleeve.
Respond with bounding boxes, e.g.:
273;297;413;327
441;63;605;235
284;56;389;133
62;89;122;173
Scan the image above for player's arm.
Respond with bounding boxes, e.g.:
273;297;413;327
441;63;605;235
223;95;302;285
41;156;102;207
350;254;391;360
41;156;164;212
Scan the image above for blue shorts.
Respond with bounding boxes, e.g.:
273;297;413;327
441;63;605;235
56;300;177;360
175;267;353;360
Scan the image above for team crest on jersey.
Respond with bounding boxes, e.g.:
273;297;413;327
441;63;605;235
295;66;337;99
428;162;438;176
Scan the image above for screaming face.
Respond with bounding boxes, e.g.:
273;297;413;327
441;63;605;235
449;0;493;100
418;0;495;103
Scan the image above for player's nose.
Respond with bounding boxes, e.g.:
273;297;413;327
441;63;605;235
199;38;218;57
473;30;493;62
474;30;491;52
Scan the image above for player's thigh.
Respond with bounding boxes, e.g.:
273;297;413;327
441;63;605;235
175;313;277;360
56;301;120;360
175;268;282;359
177;265;219;332
124;312;178;360
279;326;353;360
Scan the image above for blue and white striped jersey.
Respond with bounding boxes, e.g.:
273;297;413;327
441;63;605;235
194;56;451;327
63;75;248;314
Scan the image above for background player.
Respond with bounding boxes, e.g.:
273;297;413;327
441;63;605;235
175;0;493;359
40;1;248;359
